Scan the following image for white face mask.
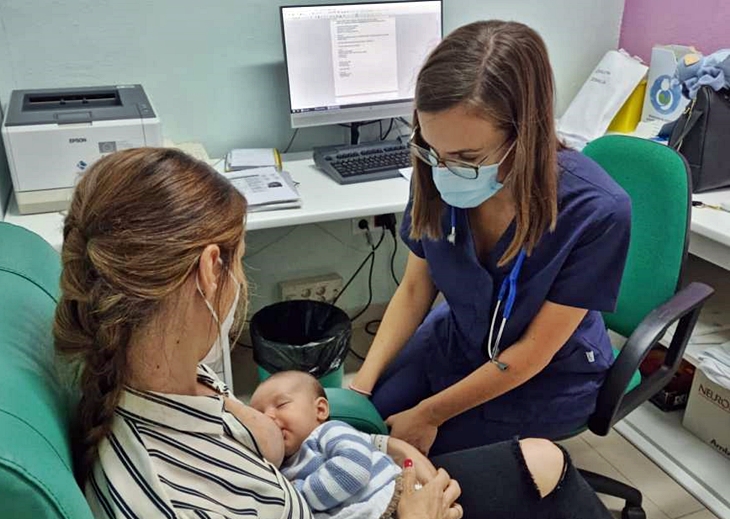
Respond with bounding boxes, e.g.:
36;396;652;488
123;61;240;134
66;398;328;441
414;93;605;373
196;269;240;387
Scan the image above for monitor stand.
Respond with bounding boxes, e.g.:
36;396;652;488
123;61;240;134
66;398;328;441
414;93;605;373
348;122;365;145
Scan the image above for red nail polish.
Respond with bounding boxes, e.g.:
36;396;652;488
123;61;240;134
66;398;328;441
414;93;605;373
404;458;413;468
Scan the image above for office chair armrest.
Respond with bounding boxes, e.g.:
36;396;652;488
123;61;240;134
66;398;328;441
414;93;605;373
589;282;713;435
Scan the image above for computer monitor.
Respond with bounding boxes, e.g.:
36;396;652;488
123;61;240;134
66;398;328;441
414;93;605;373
280;1;442;129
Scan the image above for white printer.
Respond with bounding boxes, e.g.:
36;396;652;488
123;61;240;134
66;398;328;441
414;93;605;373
1;84;162;214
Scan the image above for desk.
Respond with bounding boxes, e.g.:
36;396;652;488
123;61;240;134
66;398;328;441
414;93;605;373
2;152;412;251
687;190;730;270
5;152;730;269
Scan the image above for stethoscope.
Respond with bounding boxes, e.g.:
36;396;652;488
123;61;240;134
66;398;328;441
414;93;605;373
488;248;527;371
448;206;527;371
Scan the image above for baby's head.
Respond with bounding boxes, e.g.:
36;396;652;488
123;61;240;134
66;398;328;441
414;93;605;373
250;371;330;457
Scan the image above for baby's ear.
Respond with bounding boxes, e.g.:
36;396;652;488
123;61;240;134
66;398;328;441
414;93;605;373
316;396;330;423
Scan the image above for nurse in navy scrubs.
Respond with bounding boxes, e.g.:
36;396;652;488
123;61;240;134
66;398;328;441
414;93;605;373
350;20;632;456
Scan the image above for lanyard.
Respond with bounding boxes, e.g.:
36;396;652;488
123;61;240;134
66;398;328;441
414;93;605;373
487;249;527;371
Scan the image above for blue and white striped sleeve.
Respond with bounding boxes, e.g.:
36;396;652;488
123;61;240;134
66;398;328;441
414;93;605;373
297;421;376;511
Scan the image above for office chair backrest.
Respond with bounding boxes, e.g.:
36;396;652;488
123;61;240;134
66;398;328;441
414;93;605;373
0;223;93;519
583;135;691;338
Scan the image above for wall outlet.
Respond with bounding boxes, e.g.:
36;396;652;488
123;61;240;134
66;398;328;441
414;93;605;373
279;273;343;302
351;216;375;235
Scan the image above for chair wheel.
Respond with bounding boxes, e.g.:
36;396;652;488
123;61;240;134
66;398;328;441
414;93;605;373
621;506;646;519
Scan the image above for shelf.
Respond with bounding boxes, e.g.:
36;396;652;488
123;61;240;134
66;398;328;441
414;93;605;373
615;403;730;518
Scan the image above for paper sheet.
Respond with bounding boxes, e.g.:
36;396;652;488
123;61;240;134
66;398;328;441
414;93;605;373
632;119;667;139
226;167;300;207
227;148;277;169
399;167;413;181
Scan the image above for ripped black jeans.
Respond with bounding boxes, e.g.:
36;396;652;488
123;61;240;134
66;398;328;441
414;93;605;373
432;439;612;519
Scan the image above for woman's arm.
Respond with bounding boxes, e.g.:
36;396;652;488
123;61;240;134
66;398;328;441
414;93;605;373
351;252;438;394
387;301;588;453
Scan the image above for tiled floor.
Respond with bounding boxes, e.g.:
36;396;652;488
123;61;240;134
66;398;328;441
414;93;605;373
558;432;719;519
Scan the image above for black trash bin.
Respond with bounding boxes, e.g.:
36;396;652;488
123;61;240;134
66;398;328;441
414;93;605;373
250;300;352;388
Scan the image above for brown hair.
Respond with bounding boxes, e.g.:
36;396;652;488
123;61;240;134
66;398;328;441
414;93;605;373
410;20;561;265
54;148;247;483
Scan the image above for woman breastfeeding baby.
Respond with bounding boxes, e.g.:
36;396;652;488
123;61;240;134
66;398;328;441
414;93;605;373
55;147;611;518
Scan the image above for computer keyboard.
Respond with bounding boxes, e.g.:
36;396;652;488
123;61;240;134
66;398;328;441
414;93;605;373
313;140;412;184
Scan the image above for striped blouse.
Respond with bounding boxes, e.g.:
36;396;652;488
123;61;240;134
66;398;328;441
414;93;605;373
85;365;313;519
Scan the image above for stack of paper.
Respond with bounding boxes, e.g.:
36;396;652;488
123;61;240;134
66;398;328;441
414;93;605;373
223;167;301;212
225;148;281;171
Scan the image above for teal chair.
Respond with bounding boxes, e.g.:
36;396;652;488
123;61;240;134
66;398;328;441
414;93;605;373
571;135;714;519
0;223;93;519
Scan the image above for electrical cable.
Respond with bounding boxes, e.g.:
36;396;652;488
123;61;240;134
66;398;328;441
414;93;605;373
348;347;367;362
282;129;299;153
331;228;385;307
348;243;377;324
390;231;400;287
380;118;395;140
346;250;377;363
328;227;385;362
365;319;381;336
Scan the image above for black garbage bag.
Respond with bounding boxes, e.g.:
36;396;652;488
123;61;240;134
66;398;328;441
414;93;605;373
250;300;352;378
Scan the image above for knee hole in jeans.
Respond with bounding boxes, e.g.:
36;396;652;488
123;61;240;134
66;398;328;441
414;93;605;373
517;438;567;499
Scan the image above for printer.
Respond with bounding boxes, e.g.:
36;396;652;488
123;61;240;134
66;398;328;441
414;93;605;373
1;84;162;214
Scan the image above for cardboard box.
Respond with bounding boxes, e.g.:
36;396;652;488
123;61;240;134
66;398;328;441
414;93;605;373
682;368;730;459
641;45;693;123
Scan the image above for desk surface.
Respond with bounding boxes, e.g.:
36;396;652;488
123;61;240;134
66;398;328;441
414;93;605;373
5;152;730;270
2;153;412;251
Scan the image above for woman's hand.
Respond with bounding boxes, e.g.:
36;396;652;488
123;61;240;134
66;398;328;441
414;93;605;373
386;405;439;455
398;462;463;519
386;437;438;485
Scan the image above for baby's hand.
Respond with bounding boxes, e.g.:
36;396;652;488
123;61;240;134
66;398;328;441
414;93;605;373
386;437;438;485
224;396;285;467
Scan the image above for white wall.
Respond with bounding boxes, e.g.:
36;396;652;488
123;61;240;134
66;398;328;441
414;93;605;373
0;0;624;313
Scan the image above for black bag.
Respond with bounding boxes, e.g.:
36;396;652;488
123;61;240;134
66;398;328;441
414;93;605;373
250;300;351;378
669;86;730;193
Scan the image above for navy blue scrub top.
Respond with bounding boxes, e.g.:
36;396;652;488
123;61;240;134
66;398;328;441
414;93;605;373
400;149;632;425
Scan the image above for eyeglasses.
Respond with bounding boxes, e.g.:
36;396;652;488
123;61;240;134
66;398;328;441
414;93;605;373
407;127;511;180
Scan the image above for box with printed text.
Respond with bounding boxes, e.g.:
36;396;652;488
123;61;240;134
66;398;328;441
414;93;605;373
682;368;730;459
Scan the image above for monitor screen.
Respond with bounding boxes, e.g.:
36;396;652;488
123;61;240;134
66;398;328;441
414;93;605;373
280;1;442;128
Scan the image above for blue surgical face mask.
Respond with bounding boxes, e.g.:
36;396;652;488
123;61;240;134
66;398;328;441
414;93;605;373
432;142;516;209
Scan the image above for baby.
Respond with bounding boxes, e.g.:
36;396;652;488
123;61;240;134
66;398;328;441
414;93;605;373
250;371;402;519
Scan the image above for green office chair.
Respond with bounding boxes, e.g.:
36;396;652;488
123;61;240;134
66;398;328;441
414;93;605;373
573;135;714;519
0;223;93;519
